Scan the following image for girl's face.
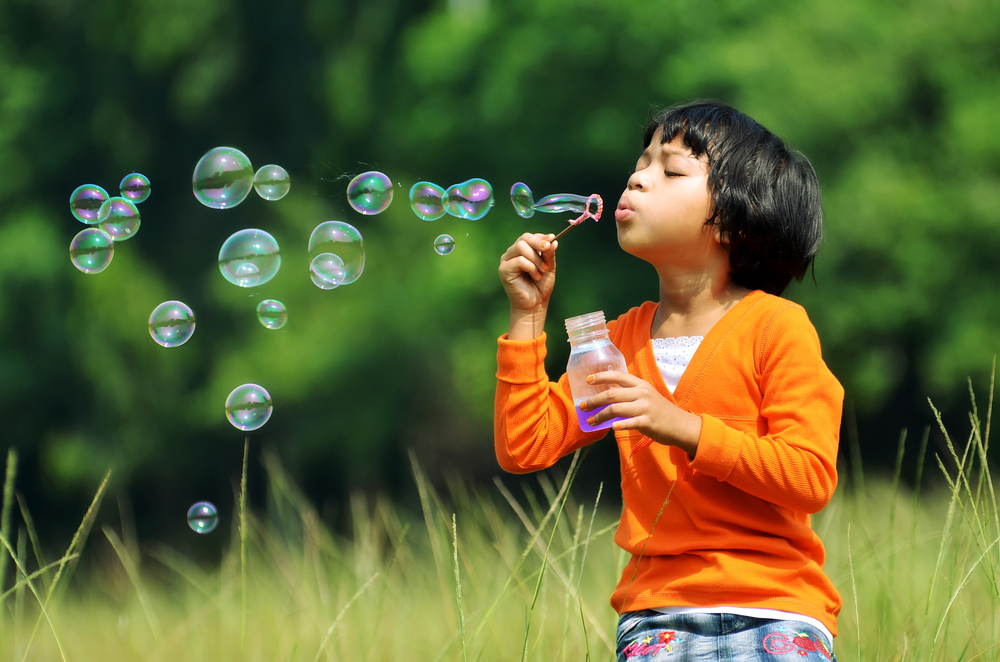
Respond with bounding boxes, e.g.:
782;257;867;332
615;129;718;266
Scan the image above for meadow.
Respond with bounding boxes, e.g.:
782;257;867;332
1;384;998;662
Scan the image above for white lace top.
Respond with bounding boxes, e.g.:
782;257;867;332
652;336;704;393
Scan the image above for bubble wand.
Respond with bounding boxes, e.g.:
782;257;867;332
509;183;604;241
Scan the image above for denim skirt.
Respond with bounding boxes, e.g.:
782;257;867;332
616;610;836;662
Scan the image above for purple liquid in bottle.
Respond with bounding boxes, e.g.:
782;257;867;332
575;402;629;433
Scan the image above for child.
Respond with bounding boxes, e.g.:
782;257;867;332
495;100;843;661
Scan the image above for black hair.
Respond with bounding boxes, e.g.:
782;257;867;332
642;100;823;295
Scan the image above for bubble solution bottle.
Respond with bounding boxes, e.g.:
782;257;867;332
565;311;629;433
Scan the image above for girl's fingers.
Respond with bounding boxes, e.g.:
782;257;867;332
586;371;639;387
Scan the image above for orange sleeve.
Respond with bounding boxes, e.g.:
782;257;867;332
494;333;603;473
689;306;843;513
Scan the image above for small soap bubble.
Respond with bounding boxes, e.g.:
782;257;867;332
434;234;455;256
218;229;281;288
510;182;535;218
346;171;393;215
307;221;364;284
309;253;346;290
256;299;287;329
69;228;114;274
97;197;141;241
70;185;109;224
192;146;254;209
409;182;446;221
444;178;494;220
187;501;219;534
225;383;272;431
254;165;290;201
148;301;196;348
119;173;151;203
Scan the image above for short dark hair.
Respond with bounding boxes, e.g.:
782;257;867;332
643;100;823;295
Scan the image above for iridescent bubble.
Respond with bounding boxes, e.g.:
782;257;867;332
444;178;494;220
307;221;364;285
97;197;141;241
70;185;109;224
256;299;287;329
192;146;253;209
309;253;346;290
148;301;196;348
254;164;290;201
69;228;114;274
346;171;393;215
434;234;455;256
225;383;272;431
409;182;446;221
510;182;535;218
533;193;591;214
119;173;151;203
218;229;281;288
187;501;218;534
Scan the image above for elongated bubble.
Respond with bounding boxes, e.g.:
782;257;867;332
256;299;287;329
119;173;151;203
254;164;290;201
148;301;196;348
225;383;272;431
433;234;455;256
187;501;219;534
532;193;591;214
347;171;393;215
409;182;446;221
444;178;494;220
192;147;253;209
308;221;364;284
97;197;141;241
69;228;114;274
218;229;281;287
510;182;535;218
70;184;109;224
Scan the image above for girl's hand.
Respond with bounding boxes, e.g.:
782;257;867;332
580;371;703;456
498;233;557;313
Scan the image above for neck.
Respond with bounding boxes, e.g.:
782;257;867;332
652;262;751;337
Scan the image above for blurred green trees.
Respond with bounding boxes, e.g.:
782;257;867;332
0;0;998;540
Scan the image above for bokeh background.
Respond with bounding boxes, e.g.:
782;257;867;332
1;0;998;556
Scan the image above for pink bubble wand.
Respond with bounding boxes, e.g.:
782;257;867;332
550;194;604;241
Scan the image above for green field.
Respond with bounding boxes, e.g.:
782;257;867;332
1;396;998;662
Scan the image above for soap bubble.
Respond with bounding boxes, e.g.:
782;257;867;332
309;253;346;290
409;182;446;221
148;301;196;348
69;228;114;274
533;193;591;214
218;229;281;288
97;197;141;241
119;173;151;203
192;146;253;209
256;299;287;329
187;501;218;534
70;185;109;224
225;383;272;431
434;234;455;256
307;221;364;285
254;164;290;201
444;178;494;220
346;171;393;215
510;182;535;218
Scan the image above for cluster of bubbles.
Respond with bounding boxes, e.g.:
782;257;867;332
68;173;151;274
192;147;290;209
508;183;603;224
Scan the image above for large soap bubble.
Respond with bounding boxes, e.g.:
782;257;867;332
192;147;254;209
119;173;151;203
70;184;109;224
256;299;287;329
148;301;196;348
225;383;272;431
187;501;219;534
254;165;290;201
307;221;364;285
409;182;446;221
69;228;114;274
97;197;141;241
218;229;281;287
346;171;393;215
444;178;494;220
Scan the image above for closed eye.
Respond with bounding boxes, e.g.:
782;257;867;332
664;171;682;178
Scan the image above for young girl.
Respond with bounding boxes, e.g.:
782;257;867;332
495;100;843;661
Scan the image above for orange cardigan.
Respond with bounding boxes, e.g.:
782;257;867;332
495;290;844;635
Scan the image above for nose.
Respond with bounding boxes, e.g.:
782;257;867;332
626;168;646;191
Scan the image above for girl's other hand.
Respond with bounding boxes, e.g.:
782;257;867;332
498;233;558;313
580;371;703;456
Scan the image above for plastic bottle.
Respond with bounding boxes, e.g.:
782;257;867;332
565;311;629;432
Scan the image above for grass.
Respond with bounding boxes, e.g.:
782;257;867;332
1;381;999;660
